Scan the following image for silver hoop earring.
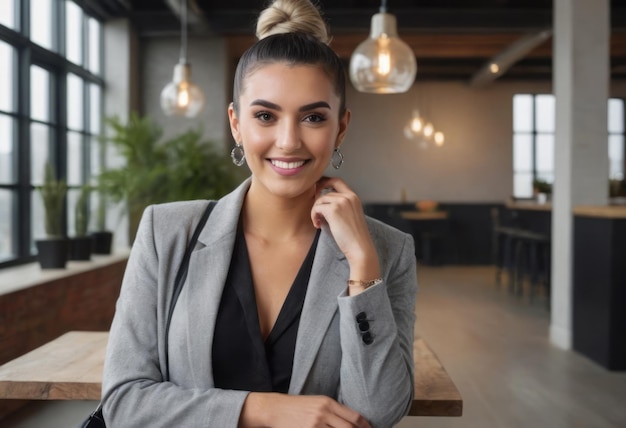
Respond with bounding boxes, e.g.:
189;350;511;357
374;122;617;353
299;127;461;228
331;147;344;169
231;143;246;167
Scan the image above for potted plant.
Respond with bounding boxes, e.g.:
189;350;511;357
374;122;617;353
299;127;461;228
532;178;552;203
36;162;68;269
90;193;114;254
98;113;244;243
69;185;92;260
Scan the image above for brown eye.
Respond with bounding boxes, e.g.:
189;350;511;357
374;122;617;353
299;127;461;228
255;112;273;122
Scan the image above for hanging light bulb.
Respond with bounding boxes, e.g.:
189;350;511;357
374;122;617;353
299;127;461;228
409;110;423;133
423;122;434;139
349;0;417;94
434;131;445;146
160;0;205;118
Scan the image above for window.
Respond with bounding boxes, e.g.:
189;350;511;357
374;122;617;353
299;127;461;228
0;0;104;267
512;94;625;198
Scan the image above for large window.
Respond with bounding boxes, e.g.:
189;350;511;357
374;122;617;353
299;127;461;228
512;94;625;198
0;0;104;267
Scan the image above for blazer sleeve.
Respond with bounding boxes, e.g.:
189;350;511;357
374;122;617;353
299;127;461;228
336;231;417;428
101;205;248;428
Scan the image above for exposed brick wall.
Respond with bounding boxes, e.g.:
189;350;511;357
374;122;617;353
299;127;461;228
0;259;127;419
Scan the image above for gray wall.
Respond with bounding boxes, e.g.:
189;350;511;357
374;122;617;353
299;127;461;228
133;34;626;204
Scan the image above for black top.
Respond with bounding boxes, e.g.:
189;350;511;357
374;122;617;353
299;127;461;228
212;226;321;393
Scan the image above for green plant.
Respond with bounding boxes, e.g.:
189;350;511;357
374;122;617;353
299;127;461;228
532;178;552;195
39;162;68;238
75;185;91;237
98;113;244;240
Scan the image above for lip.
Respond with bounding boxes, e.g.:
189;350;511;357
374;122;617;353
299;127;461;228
268;158;309;176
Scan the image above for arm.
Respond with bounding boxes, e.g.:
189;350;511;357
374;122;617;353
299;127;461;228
101;205;248;428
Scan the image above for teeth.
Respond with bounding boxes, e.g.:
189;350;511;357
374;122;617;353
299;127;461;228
271;160;305;169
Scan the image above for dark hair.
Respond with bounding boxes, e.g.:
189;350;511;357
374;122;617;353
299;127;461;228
232;32;347;116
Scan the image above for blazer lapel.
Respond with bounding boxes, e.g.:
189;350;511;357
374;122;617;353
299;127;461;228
289;229;348;394
181;179;249;387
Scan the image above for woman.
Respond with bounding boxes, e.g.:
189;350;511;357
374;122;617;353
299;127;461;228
101;1;417;427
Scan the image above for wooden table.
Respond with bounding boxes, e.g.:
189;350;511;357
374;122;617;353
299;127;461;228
0;332;462;417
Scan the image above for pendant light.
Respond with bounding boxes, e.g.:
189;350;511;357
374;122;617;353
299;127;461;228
349;0;417;94
160;0;205;118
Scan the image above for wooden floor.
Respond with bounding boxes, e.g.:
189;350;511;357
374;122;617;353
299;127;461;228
3;266;626;427
398;266;626;428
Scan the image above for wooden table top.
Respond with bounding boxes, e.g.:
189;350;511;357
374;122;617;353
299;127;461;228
400;210;449;220
0;331;462;417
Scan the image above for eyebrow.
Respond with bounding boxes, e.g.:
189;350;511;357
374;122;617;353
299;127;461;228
249;99;331;112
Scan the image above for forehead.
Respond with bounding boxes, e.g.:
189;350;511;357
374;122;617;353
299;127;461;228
240;62;337;104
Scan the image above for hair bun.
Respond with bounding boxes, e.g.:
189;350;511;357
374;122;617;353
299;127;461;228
256;0;330;45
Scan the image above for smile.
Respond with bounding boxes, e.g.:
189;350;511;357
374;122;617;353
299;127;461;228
270;159;307;170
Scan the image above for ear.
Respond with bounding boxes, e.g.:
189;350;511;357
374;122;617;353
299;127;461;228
335;109;351;149
228;102;241;143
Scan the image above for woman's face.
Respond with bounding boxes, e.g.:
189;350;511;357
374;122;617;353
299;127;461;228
229;62;350;201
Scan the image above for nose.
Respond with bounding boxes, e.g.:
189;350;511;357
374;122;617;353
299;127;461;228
275;119;301;152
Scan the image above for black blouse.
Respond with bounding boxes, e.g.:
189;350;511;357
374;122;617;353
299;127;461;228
212;226;321;393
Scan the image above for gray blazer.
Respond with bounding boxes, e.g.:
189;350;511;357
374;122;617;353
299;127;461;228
102;178;417;428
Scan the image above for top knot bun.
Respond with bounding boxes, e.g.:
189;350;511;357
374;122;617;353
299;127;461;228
256;0;330;45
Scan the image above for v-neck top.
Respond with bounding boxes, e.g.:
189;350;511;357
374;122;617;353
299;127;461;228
211;226;321;393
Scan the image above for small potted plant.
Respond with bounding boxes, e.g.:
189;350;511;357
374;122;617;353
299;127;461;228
69;185;92;260
532;178;552;204
90;193;114;254
36;162;68;269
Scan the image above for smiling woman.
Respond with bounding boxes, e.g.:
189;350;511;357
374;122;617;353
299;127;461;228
101;1;418;427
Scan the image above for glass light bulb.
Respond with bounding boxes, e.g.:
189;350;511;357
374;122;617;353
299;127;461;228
410;116;423;133
423;123;434;138
160;63;205;118
434;131;445;146
349;13;417;94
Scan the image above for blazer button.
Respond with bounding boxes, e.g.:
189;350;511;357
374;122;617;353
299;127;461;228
362;331;374;345
358;321;370;332
356;312;367;323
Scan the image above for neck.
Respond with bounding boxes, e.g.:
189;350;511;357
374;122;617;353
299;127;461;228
242;181;317;241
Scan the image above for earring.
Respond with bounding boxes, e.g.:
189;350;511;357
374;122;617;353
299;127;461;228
231;143;246;166
330;147;344;169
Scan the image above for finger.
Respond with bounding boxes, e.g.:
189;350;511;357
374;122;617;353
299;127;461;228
327;402;371;428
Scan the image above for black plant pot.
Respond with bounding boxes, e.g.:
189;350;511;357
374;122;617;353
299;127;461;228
69;236;92;261
91;231;113;254
36;238;69;269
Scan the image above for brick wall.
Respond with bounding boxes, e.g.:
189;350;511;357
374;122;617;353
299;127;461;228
0;258;127;419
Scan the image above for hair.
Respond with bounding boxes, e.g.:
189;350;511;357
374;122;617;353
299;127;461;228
232;0;346;116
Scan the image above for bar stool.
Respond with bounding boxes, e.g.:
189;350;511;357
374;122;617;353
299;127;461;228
513;230;551;305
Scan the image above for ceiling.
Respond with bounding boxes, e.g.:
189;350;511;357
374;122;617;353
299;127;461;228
88;0;626;82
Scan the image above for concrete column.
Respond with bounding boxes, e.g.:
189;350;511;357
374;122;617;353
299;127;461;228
551;0;610;349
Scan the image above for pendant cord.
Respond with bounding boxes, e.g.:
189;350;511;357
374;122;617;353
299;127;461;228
179;0;187;63
380;0;387;13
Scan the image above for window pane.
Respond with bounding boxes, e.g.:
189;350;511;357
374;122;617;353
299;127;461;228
513;134;532;171
513;94;533;132
67;131;83;185
608;98;624;134
89;84;101;134
514;172;533;198
0;189;15;261
0;115;15;183
88;17;101;74
30;123;51;185
536;133;554;174
67;73;84;130
535;94;555;133
65;0;83;65
67;188;78;236
31;189;46;243
609;135;625;180
0;41;14;112
30;0;54;51
31;65;51;122
0;0;16;29
90;136;101;182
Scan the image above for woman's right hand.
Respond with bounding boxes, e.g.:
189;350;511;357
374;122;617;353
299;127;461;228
239;392;371;428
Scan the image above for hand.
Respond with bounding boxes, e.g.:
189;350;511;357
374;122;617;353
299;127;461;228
311;177;381;289
239;392;372;428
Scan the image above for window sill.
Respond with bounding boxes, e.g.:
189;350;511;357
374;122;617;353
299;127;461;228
0;250;130;297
